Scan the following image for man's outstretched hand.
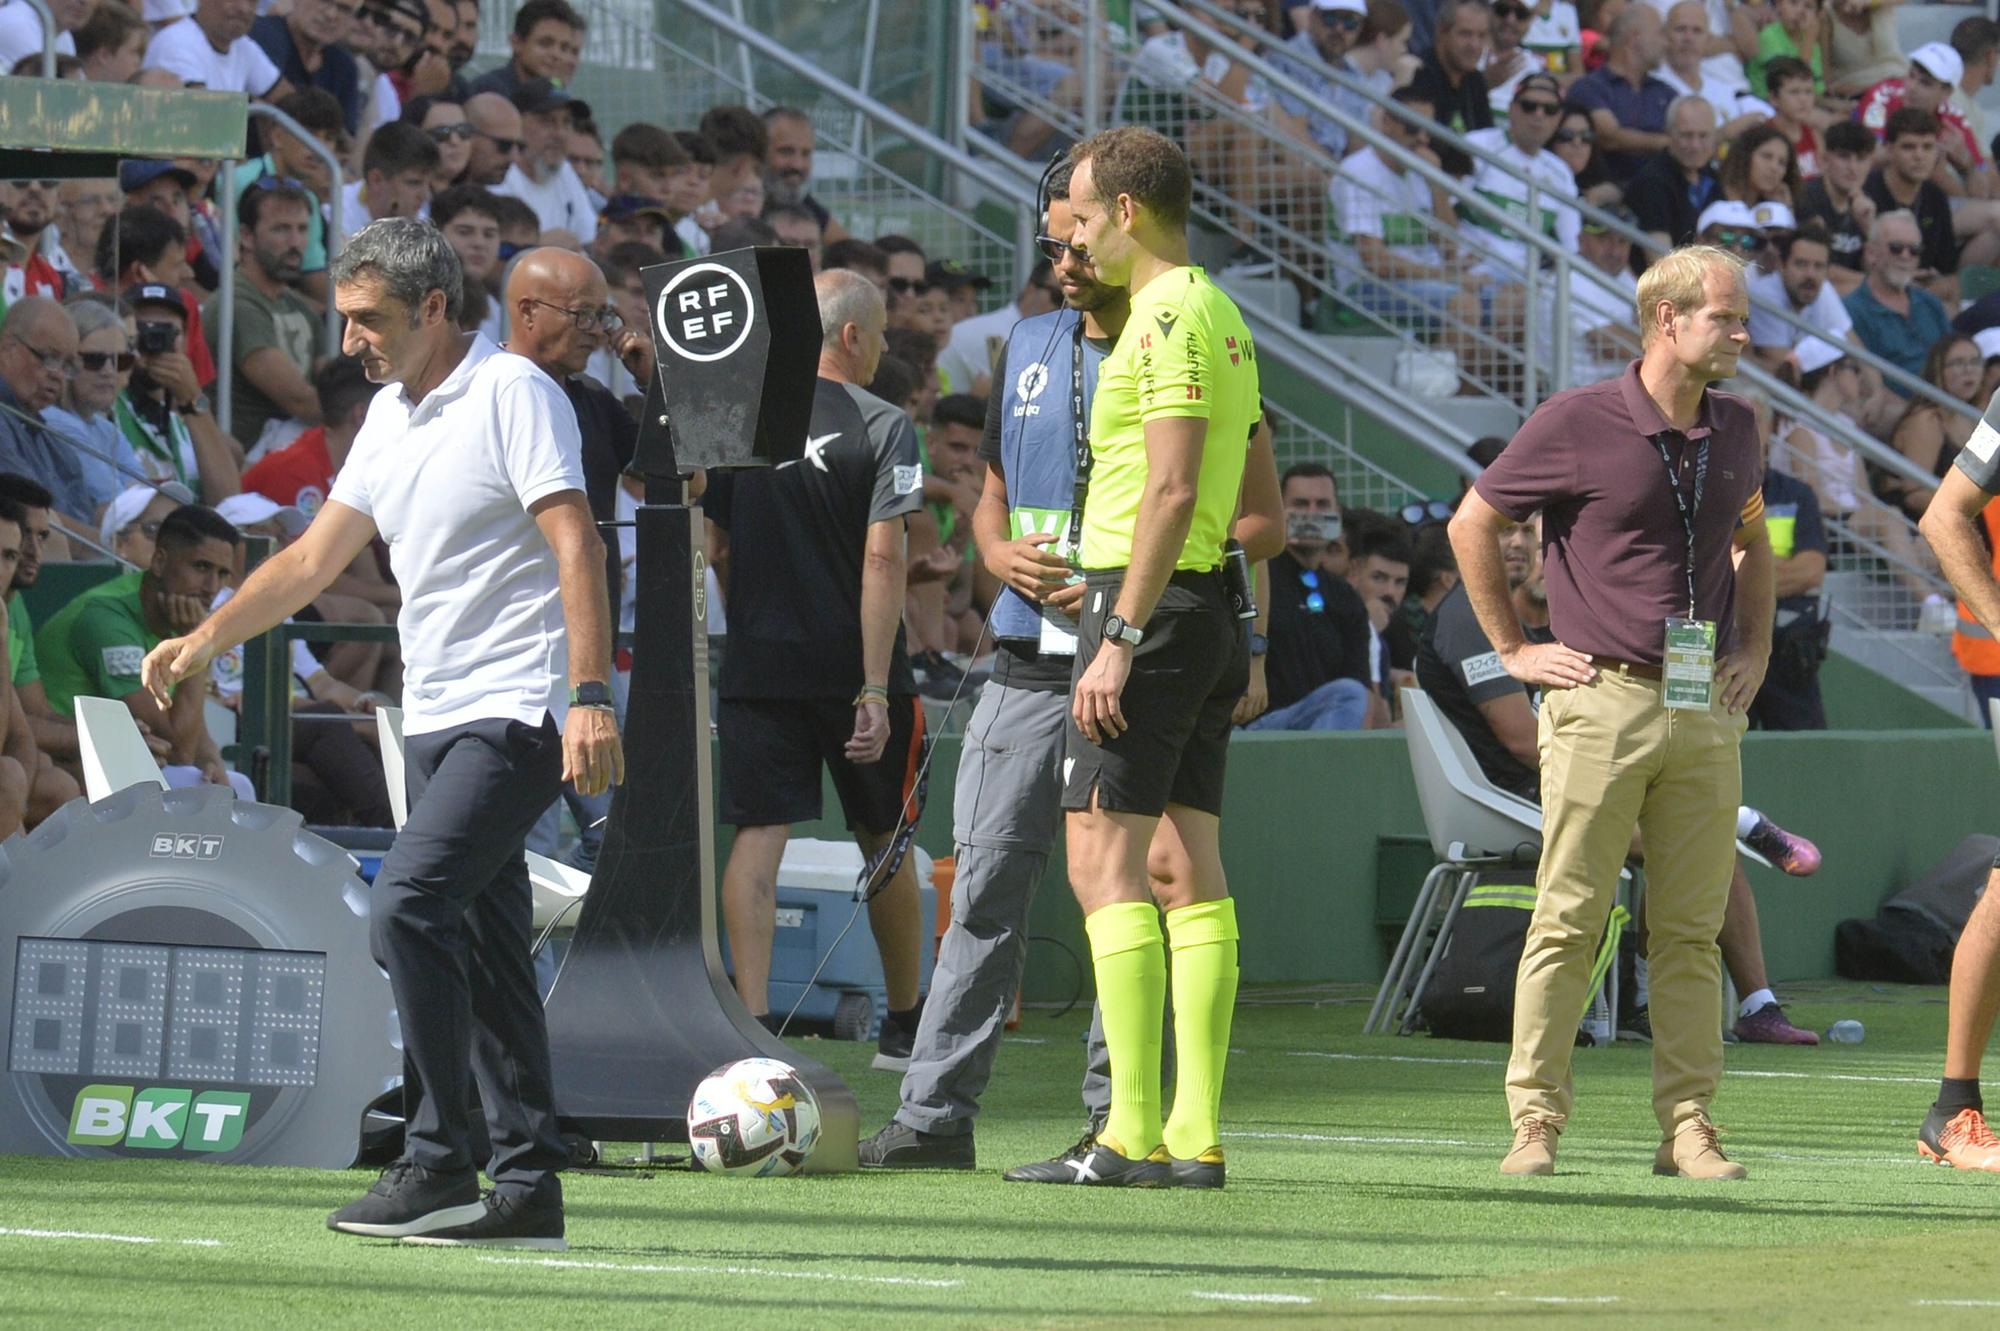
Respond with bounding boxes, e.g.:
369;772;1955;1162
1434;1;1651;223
141;636;216;709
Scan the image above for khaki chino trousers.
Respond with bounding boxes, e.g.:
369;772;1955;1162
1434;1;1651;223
1505;665;1746;1136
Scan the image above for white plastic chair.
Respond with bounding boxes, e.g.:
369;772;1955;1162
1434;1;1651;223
1368;688;1551;1035
1373;688;1767;1037
375;707;591;930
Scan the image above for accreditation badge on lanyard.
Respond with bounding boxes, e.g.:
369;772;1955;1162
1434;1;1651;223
1656;436;1716;711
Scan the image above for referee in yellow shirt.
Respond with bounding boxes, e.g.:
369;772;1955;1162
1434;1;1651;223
1007;127;1260;1188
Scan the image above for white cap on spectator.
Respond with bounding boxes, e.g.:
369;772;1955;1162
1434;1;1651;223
1795;338;1846;376
1696;200;1762;235
1312;0;1368;12
1750;200;1796;232
1912;42;1966;87
1976;327;2000;361
98;481;194;552
215;492;309;539
141;0;195;19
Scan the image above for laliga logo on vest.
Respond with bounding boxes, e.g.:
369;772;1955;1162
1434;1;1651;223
1012;362;1049;420
655;262;758;364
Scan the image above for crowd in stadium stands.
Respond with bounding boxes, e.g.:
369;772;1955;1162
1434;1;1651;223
0;0;1993;841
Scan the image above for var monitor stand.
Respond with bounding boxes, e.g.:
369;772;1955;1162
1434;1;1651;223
541;247;857;1170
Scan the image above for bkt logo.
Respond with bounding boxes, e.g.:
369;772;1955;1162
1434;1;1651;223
67;1086;251;1152
149;834;223;860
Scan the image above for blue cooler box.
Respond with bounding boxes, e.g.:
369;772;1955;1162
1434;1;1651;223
725;838;936;1041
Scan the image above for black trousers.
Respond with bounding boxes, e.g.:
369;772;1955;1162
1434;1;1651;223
371;714;567;1192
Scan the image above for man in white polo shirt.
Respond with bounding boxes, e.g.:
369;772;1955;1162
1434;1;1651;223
140;217;621;1250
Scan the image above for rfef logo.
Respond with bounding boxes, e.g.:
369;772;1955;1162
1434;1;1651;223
67;1085;250;1151
654;262;756;364
149;834;223;860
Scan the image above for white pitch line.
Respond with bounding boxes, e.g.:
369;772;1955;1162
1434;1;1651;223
1191;1291;1316;1305
0;1226;220;1248
1359;1293;1621;1306
1224;1130;1486;1148
1283;1049;1940;1088
475;1255;963;1288
1917;1300;2000;1308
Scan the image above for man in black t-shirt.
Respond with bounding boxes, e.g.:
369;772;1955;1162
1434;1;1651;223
1415;514;1544;796
704;271;927;1068
1243;463;1372;731
1797;120;1877;295
1406;0;1494;176
1863;108;1961;288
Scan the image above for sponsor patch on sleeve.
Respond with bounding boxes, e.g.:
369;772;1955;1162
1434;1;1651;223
101;645;145;679
893;464;923;495
1965;418;2000;470
1461;651;1508;688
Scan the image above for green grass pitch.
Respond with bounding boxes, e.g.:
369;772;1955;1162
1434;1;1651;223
4;982;2000;1328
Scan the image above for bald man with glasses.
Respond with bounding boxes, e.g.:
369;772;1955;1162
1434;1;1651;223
0;298;94;529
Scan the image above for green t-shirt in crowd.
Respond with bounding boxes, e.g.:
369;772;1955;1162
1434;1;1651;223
204;280;318;449
8;590;37;687
35;571;160;717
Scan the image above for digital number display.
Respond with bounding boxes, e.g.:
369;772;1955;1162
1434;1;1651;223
7;938;325;1088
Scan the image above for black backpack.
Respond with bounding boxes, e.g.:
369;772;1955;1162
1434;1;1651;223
1420;871;1627;1043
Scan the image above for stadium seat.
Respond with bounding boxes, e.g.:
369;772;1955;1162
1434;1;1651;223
1367;688;1564;1035
374;705;589;930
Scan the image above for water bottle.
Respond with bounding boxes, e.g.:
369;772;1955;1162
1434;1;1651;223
1826;1019;1865;1044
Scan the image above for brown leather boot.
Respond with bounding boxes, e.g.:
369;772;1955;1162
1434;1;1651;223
1500;1117;1561;1176
1654;1112;1747;1180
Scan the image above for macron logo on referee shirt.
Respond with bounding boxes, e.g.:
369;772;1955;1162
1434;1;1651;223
780;433;841;473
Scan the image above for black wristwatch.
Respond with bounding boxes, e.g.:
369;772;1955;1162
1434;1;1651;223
1102;614;1144;647
570;681;614;709
1249;632;1269;657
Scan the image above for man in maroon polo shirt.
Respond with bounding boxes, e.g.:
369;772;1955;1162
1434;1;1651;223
1447;244;1774;1182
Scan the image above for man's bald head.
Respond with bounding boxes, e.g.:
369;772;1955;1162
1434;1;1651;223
0;297;78;412
506;246;612;378
815;268;886;385
464;93;524;186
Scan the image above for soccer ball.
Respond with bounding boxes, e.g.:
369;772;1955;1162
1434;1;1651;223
687;1057;822;1176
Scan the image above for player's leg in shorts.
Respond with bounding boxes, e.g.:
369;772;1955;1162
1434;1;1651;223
863;682;1071;1169
716;698;825;1018
821;696;929;1059
1012;572;1229;1186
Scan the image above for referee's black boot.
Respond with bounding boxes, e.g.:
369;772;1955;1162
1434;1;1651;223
404;1179;566;1251
858;1119;976;1170
326;1159;485;1238
1003;1132;1171;1187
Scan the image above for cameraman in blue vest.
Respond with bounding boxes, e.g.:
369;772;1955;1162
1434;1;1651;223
861;156;1280;1171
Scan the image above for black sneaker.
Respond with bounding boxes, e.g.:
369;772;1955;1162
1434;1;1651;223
911;652;969;701
1160;1145;1226;1190
1003;1133;1171;1187
326;1159;485;1238
872;1002;921;1072
1618;1004;1653;1043
404;1183;566;1250
858;1119;976;1170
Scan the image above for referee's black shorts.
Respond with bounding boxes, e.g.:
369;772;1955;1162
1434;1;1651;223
1062;567;1248;818
717;695;925;834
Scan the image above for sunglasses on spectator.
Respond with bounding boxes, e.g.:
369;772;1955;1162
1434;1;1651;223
1711;228;1764;252
887;277;932;295
427;123;476;143
1299;568;1327;614
1321;10;1362;28
475;130;523;155
1550;128;1594;145
1400;499;1454;527
1493;2;1533;16
1034;232;1088;264
1884;240;1921;257
526;298;624;335
78;351;136;373
8;179;57;191
1515;98;1562;116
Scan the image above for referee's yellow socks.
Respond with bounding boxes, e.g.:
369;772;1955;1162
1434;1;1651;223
1085;900;1167;1157
1163;897;1240;1161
